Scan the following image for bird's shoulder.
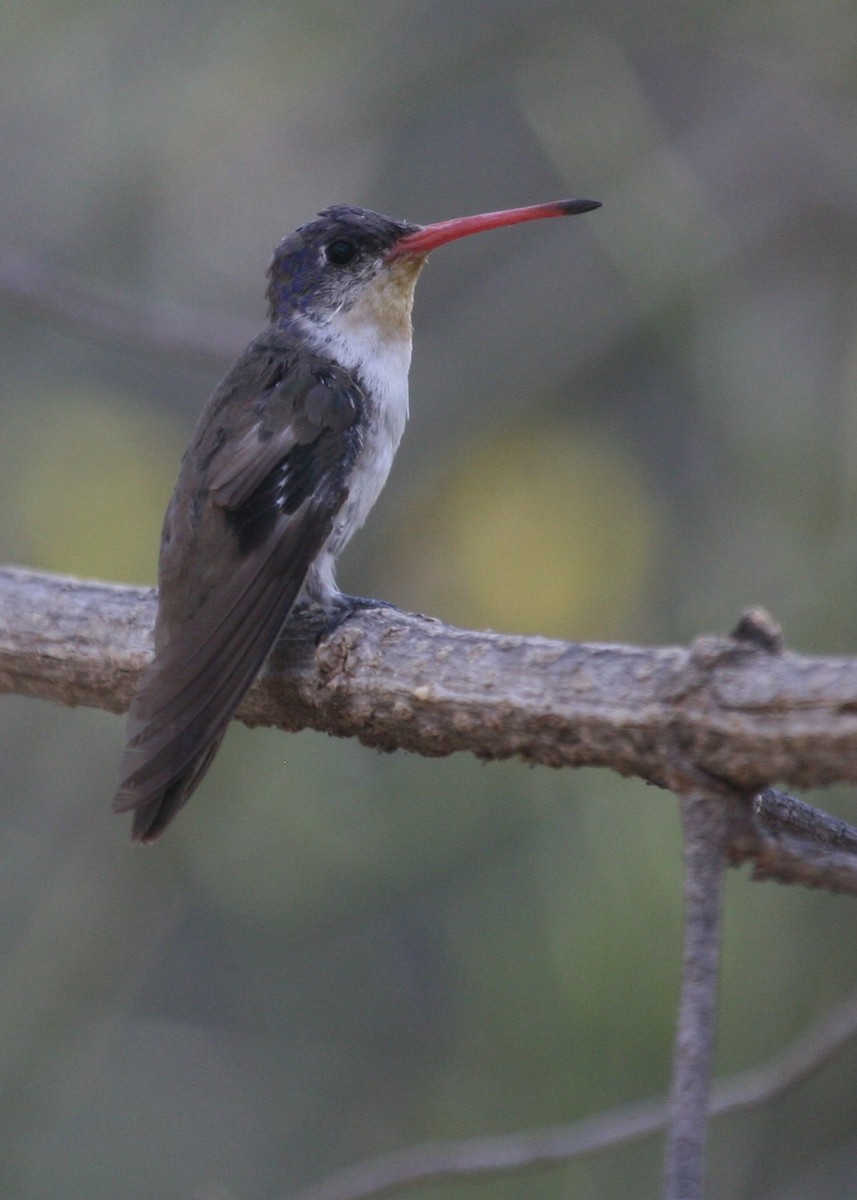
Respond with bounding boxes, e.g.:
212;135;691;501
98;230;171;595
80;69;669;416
189;326;363;492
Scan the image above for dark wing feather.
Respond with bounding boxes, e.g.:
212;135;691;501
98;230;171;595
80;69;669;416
113;338;363;841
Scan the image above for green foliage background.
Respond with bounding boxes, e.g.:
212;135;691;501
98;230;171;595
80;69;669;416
2;2;857;1197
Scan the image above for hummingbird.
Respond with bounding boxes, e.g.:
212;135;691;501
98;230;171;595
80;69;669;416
113;197;601;842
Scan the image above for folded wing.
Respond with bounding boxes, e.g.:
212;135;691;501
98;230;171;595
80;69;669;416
113;351;363;842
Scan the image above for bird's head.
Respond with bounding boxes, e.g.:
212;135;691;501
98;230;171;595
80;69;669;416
266;206;423;340
266;199;601;340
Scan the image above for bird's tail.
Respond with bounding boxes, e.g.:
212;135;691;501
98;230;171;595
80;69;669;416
113;727;226;843
111;486;342;842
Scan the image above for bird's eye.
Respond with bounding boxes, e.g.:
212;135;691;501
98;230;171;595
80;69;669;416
325;239;358;266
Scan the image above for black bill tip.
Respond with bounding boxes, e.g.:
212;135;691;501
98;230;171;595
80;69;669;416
557;198;603;215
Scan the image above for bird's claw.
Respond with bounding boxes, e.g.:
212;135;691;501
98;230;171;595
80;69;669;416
316;595;400;643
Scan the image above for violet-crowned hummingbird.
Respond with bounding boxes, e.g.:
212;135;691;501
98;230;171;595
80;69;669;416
113;197;601;842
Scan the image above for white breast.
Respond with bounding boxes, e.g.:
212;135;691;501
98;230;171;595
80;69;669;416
297;308;413;603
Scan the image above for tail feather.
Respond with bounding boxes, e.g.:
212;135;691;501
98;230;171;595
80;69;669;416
125;736;225;844
111;437;349;842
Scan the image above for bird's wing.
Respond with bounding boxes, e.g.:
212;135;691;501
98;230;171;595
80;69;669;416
113;355;363;842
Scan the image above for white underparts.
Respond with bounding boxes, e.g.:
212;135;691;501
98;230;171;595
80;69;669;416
296;302;414;605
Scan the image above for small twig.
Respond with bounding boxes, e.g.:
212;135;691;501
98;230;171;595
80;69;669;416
729;788;857;895
713;985;857;1110
753;787;857;852
664;789;728;1200
289;983;857;1200
0;244;253;368
290;1101;669;1200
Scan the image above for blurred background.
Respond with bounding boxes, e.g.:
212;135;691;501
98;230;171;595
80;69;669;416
2;1;857;1197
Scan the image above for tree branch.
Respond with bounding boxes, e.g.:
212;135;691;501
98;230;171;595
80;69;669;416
664;789;728;1200
3;566;857;892
289;983;857;1200
5;565;857;787
0;244;252;368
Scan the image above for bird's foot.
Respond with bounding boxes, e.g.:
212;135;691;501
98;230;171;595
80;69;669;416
317;595;400;642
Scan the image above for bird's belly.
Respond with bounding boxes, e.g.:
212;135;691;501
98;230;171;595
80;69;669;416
296;315;411;605
328;405;403;557
301;383;409;606
299;425;401;607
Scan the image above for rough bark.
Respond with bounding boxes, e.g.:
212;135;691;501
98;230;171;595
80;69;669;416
3;567;857;795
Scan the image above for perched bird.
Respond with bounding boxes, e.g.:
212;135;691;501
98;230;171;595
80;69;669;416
113;198;601;842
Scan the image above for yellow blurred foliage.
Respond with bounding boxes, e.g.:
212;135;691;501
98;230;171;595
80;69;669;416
11;390;183;585
395;425;659;640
